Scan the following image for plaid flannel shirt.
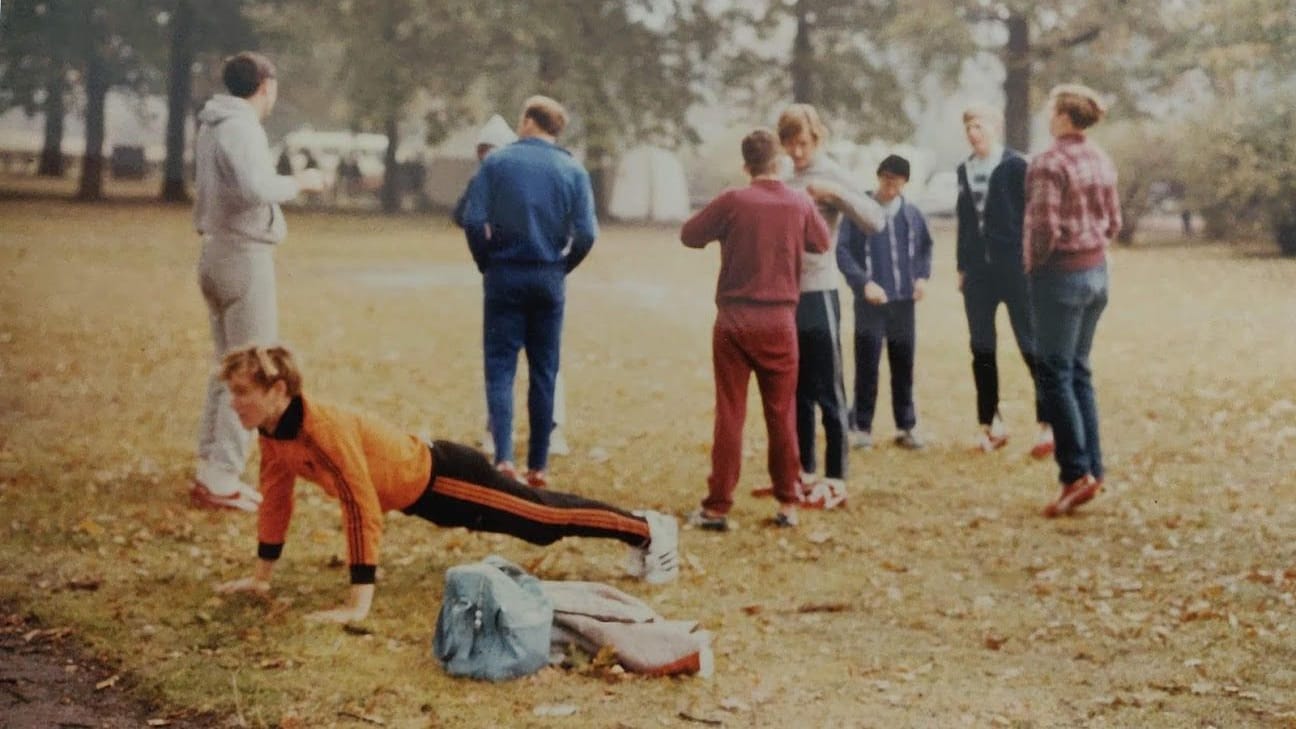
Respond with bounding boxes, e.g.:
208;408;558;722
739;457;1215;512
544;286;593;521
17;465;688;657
1023;134;1122;273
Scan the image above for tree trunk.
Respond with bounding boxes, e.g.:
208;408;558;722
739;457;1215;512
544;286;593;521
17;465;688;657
790;0;814;103
380;115;400;214
37;70;66;177
161;0;195;203
1002;12;1031;152
76;42;109;201
586;144;613;219
1275;221;1296;257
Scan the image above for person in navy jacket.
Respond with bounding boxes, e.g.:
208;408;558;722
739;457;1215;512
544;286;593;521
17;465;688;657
955;103;1052;457
837;155;933;450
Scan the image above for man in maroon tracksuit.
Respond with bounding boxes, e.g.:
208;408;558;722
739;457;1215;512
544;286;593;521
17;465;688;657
680;129;832;530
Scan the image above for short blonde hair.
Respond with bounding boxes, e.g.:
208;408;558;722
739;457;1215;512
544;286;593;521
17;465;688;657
220;344;302;397
962;102;1003;130
1049;84;1107;130
522;95;568;137
777;103;828;144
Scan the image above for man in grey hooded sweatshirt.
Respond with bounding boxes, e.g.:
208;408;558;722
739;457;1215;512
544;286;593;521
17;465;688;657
191;52;322;512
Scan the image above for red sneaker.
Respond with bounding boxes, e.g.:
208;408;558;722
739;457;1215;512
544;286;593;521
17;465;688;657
1042;475;1101;518
496;461;521;483
524;469;548;489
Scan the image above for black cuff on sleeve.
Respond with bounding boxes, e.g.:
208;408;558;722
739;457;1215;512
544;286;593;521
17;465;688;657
349;564;377;585
258;542;284;561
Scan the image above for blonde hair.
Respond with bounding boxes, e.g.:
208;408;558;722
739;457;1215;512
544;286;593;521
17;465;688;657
220;344;302;397
1049;84;1108;130
777;103;828;144
522;95;568;137
962;102;1003;130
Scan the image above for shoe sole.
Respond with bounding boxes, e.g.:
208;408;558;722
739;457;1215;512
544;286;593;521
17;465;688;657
1029;443;1055;459
975;437;1009;453
189;483;257;513
1044;480;1102;518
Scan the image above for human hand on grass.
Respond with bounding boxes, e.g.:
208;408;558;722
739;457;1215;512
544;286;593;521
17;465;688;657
864;281;888;305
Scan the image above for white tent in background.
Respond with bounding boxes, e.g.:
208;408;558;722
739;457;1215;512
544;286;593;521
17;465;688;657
608;145;690;222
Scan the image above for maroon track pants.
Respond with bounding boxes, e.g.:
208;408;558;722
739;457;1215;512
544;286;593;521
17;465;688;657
703;304;801;514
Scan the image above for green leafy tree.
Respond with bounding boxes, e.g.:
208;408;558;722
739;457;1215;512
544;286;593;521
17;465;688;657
270;0;483;213
156;0;256;202
889;0;1166;150
71;0;165;200
474;0;717;213
1;0;79;177
719;0;910;143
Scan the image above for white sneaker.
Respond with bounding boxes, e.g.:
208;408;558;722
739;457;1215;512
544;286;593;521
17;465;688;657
632;510;679;584
849;430;873;450
801;478;848;510
195;461;261;505
190;480;259;512
549;427;571;457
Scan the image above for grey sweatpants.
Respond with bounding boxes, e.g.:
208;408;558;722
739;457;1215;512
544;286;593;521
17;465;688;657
195;238;278;479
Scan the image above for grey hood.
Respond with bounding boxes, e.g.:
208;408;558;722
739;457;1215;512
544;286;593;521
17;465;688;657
193;94;300;246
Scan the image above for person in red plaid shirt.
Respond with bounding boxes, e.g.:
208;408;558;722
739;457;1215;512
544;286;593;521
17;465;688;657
1023;84;1122;518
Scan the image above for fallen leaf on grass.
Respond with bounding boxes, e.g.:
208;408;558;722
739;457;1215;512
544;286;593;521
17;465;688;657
146;720;171;727
740;604;762;616
806;530;832;545
796;602;851;614
95;674;120;690
337;711;385;725
677;711;723;726
879;560;908;573
719;696;750;712
66;578;101;591
533;704;578;717
983;633;1008;650
685;553;706;575
75;518;104;536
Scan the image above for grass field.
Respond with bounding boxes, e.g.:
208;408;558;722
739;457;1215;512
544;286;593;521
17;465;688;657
2;191;1295;728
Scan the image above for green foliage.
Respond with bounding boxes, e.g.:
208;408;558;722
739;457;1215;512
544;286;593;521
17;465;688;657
0;0;70;114
1177;90;1296;253
473;1;713;152
889;0;1168;147
720;0;911;142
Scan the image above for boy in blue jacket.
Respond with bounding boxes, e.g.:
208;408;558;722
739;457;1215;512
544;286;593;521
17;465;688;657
837;155;933;450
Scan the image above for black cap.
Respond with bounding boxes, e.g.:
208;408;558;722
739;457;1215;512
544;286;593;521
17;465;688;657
877;154;910;181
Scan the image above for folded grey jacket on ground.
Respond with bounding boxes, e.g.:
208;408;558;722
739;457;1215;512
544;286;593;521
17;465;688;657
193;94;300;245
542;580;713;677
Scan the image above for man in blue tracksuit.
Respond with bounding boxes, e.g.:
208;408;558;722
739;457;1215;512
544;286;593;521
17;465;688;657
460;95;597;489
837;155;933;450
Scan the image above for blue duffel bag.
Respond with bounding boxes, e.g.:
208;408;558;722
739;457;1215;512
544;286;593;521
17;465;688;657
433;555;554;681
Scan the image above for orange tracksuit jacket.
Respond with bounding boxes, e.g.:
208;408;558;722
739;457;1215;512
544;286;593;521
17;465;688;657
256;395;430;584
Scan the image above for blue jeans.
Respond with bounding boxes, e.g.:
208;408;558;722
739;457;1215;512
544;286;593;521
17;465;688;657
483;263;565;471
1030;262;1108;485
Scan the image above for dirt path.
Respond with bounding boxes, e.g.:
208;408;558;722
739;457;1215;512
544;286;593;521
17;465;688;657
1;609;216;729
